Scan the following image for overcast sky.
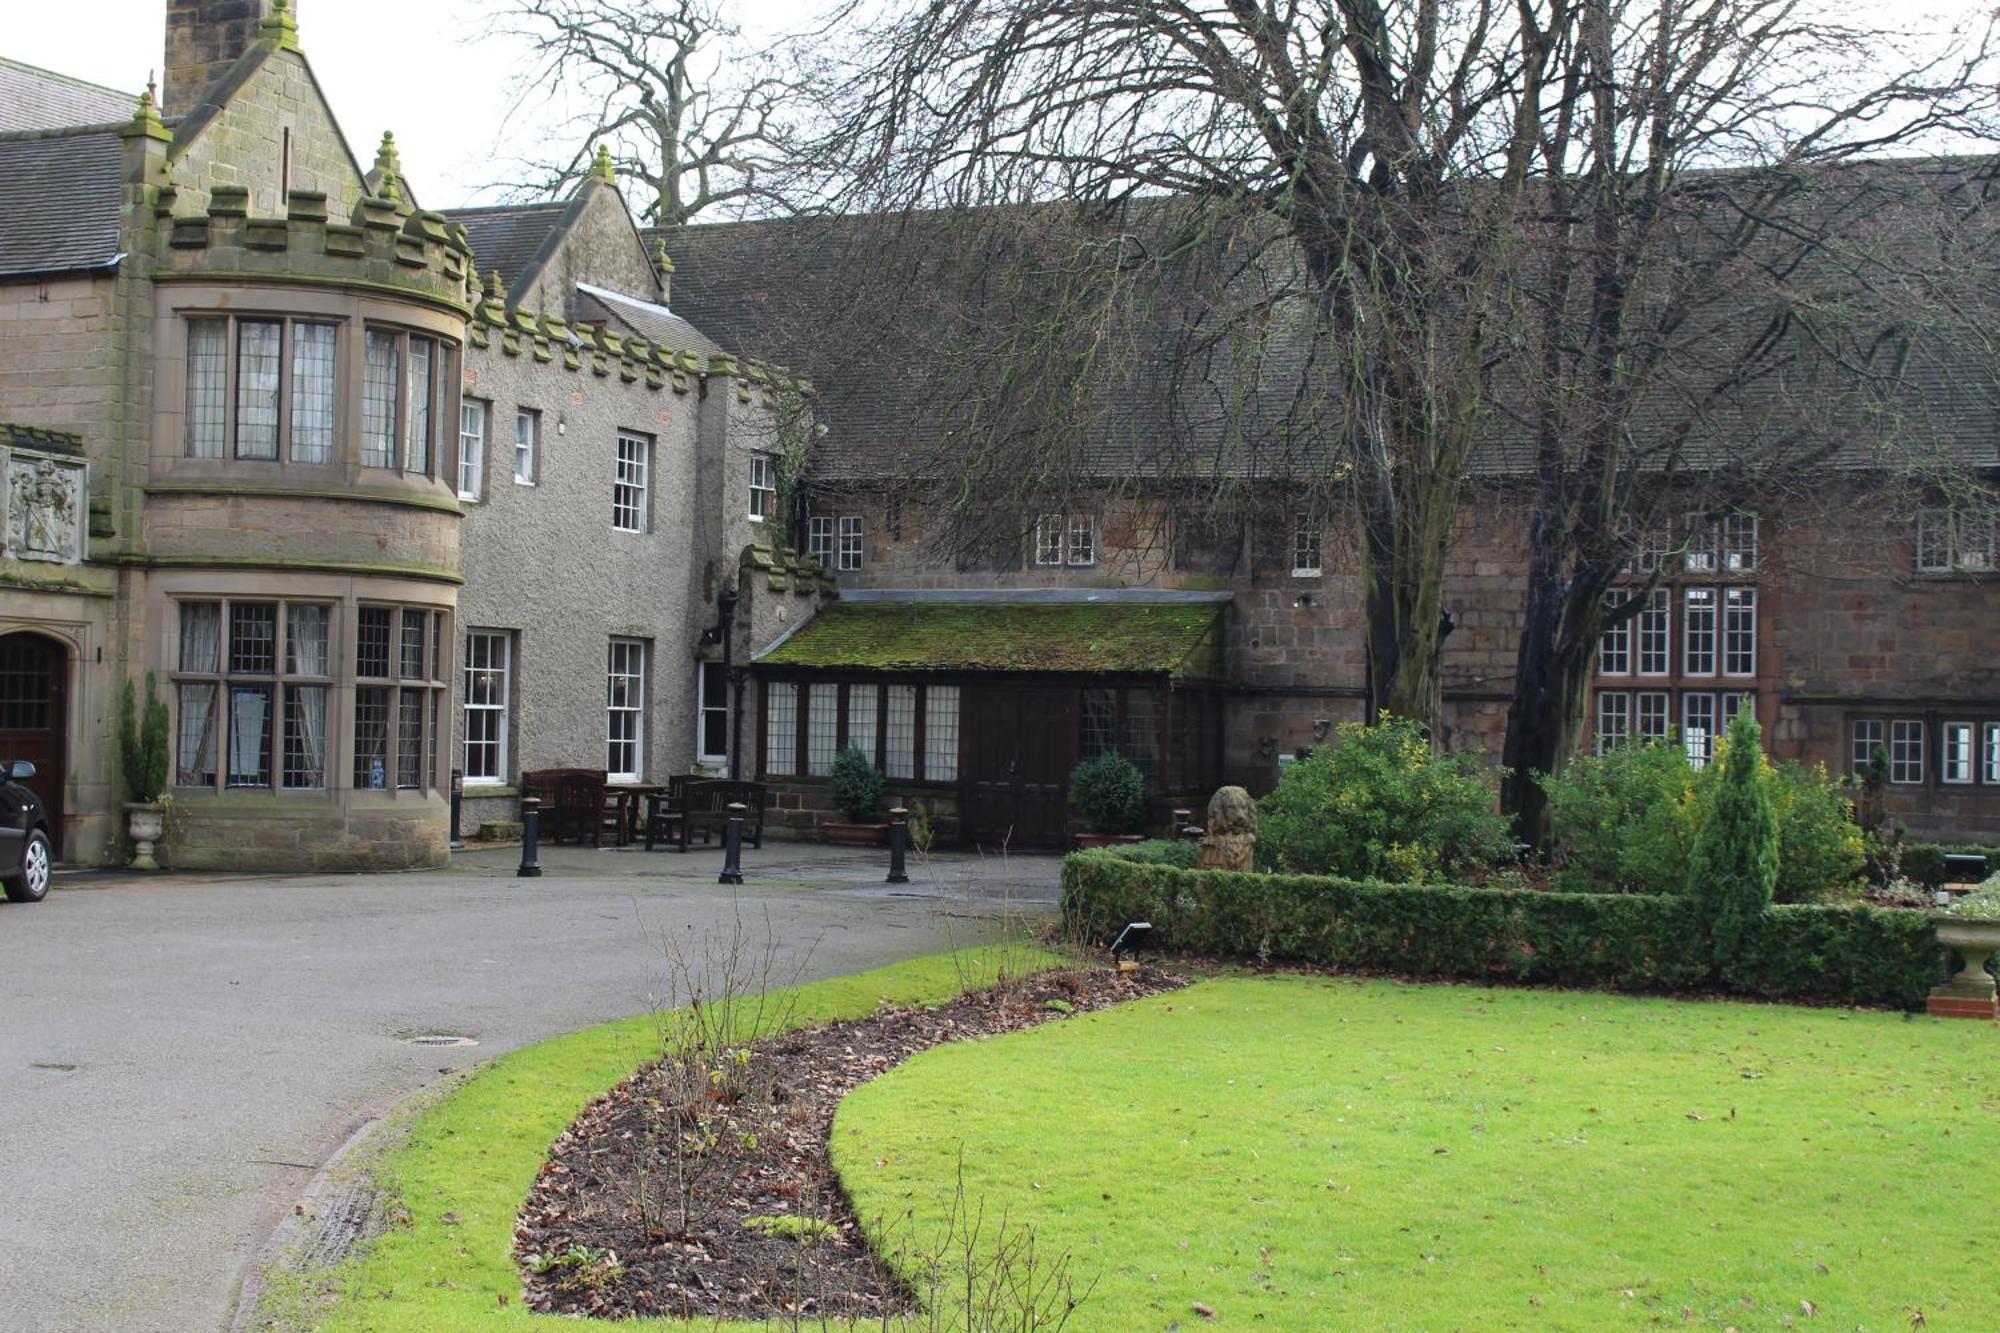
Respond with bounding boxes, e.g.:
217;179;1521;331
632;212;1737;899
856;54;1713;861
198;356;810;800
6;0;820;209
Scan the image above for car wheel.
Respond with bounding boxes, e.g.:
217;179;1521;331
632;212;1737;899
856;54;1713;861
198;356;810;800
4;829;51;903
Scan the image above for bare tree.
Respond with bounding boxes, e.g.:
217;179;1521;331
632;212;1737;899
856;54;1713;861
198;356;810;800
787;0;1996;801
488;0;800;224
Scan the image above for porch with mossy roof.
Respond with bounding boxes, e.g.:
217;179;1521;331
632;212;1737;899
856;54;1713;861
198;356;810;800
755;597;1228;679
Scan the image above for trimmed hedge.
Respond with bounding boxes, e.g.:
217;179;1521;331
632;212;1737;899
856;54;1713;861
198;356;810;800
1063;851;1957;1008
1902;844;2000;889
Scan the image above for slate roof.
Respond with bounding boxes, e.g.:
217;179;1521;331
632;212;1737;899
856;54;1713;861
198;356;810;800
666;163;2000;485
754;600;1228;678
444;201;570;295
0;128;126;280
0;58;134;133
575;282;729;360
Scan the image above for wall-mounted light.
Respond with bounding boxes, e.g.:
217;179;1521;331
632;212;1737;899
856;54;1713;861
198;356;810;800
556;414;567;437
1294;592;1315;608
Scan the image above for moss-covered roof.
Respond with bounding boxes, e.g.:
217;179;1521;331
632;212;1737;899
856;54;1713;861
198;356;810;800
756;601;1226;678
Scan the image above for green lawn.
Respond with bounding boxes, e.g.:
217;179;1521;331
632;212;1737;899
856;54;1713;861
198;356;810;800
836;976;2000;1331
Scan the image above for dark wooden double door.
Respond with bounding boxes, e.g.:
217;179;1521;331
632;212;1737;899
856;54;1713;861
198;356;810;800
960;686;1075;850
0;633;66;851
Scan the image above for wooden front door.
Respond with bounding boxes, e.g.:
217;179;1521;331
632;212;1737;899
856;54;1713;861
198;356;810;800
961;686;1075;850
0;633;67;851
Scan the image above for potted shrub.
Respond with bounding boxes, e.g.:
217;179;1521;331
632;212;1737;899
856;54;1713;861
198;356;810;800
822;745;890;846
1071;751;1146;848
118;672;171;871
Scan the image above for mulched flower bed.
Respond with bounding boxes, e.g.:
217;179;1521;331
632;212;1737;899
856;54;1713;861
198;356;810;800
516;963;1183;1322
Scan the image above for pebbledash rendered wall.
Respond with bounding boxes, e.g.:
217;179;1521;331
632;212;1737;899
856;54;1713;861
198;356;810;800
452;283;808;836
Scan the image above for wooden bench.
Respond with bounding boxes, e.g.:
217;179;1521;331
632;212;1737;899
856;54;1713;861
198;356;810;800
521;768;615;846
644;778;766;852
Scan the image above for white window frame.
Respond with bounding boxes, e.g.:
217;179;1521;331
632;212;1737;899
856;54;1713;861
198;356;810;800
1034;514;1066;566
1683;587;1717;676
1682;516;1718;573
461;630;510;785
1634;521;1673;575
1598;594;1631;676
1066;513;1097;566
514;408;538;485
1291;514;1323;577
458;399;487;502
748;454;777;521
1722;587;1756;677
1889;719;1925;786
837;515;864;571
1918;508;1994;574
1985;723;2000;786
1683;692;1717;769
606;638;647;781
1851;719;1885;778
1722;514;1758;573
1595;691;1630;754
1636;691;1671;742
1637;587;1670;677
807;515;834;565
613;431;650;533
1942;722;1975;785
696;661;729;765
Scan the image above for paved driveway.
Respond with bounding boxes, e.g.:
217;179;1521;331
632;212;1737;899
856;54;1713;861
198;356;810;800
0;844;1059;1333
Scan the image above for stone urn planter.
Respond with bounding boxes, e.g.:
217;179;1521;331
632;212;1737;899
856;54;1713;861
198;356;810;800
822;821;890;848
125;801;166;872
1928;913;2000;1020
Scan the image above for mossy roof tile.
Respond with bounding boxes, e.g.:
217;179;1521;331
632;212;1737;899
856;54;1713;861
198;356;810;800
756;601;1225;678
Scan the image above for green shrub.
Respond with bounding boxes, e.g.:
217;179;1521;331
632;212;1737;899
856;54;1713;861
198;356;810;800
117;671;170;804
1688;712;1779;966
1768;761;1866;904
1070;752;1147;835
1092;838;1198;869
1257;717;1514;883
1541;742;1696;894
1061;854;1957;1008
828;746;887;823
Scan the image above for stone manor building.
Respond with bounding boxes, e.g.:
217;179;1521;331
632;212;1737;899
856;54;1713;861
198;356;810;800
0;0;807;869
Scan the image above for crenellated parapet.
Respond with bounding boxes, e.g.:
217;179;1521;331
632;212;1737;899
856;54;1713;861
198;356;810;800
464;270;806;404
149;181;478;317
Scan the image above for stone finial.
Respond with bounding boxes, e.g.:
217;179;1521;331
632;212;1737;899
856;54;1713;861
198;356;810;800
588;143;616;185
122;85;170;143
483;269;508;302
651;235;675;273
373;131;403;188
260;0;300;48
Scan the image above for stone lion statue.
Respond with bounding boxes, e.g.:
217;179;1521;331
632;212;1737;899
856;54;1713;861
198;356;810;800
1196;785;1257;872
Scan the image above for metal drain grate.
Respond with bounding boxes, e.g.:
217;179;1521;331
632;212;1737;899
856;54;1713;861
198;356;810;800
404;1034;478;1048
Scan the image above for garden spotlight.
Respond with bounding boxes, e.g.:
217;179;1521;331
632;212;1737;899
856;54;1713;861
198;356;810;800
1110;921;1153;972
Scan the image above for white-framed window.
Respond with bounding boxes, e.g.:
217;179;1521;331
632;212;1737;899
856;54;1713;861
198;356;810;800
1890;719;1925;785
1942;722;1976;784
1598;594;1631;676
462;630;510;784
925;685;961;782
183;315;340;463
1723;514;1758;572
458;400;487;501
697;661;728;764
606;638;647;780
1850;719;1886;777
1637;588;1670;676
765;682;797;776
748;454;777;520
1637;691;1671;742
1721;691;1754;729
807;515;834;565
1722;587;1756;677
1986;723;2000;785
884;684;916;779
838;515;864;571
1683;693;1717;769
1917;507;1994;573
1682;516;1718;573
1291;514;1323;577
514;408;538;484
1034;513;1097;566
1683;588;1716;676
613;431;650;532
807;682;839;776
847;684;877;760
1596;691;1630;754
1633;521;1673;574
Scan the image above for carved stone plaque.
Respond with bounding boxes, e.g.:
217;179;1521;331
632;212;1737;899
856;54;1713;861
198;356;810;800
3;450;87;565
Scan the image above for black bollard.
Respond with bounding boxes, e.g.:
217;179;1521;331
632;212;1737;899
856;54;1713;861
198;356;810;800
518;796;543;878
449;768;465;851
718;801;746;885
886;806;910;884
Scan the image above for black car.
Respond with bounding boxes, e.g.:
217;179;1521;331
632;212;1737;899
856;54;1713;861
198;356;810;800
0;760;52;903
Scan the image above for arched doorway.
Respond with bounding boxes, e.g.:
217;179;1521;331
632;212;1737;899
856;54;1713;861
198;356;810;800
0;633;67;853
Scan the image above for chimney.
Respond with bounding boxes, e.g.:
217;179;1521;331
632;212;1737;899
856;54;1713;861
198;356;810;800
162;0;285;118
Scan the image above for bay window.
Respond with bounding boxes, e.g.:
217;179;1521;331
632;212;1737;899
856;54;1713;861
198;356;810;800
183;316;339;463
174;598;333;791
